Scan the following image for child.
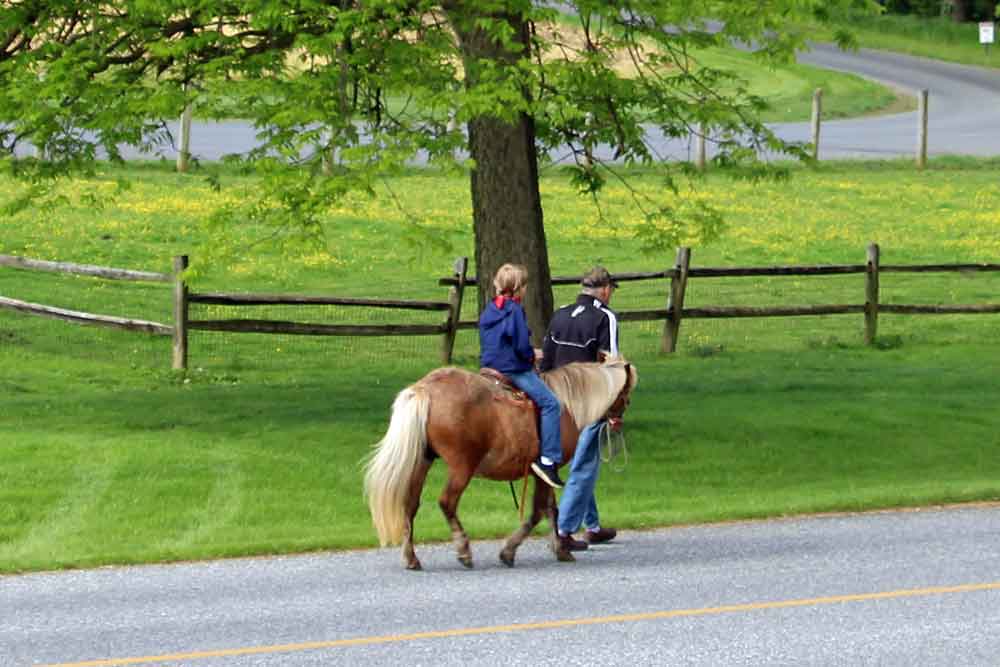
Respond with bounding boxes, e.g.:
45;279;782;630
479;263;564;488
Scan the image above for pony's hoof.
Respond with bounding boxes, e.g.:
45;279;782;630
458;554;474;569
405;559;423;571
555;549;575;563
499;550;515;568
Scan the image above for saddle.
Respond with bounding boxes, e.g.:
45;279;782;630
479;368;529;402
479;368;541;420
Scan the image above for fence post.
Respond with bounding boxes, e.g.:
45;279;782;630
583;112;595;169
662;247;691;354
864;243;880;345
441;256;469;364
172;255;189;370
810;88;823;160
177;95;193;173
916;90;929;169
695;122;707;171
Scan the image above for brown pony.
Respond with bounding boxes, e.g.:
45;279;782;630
364;359;637;570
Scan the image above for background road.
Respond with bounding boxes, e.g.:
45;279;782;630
4;504;999;666
785;43;1000;158
134;45;1000;164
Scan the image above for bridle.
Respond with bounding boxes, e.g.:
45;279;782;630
603;363;632;421
599;363;632;472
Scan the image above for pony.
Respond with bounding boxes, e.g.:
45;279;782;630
363;358;637;570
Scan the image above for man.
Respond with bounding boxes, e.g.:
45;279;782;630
540;265;621;552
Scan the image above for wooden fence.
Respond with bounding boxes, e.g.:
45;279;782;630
0;253;471;369
441;243;1000;353
4;246;1000;369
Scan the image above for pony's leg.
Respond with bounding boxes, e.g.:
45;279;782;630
401;457;433;571
500;480;564;567
439;469;475;568
547;489;573;562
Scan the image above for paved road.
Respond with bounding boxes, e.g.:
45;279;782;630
4;504;998;666
785;43;1000;158
127;44;1000;164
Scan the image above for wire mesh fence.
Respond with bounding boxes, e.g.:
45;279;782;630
186;300;451;374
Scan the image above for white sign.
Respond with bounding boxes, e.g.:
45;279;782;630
980;22;995;45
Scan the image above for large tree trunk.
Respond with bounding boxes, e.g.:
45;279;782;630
466;114;554;344
446;5;554;344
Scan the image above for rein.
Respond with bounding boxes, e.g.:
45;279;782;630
599;421;629;472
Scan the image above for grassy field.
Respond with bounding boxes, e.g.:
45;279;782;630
694;47;905;122
822;13;1000;68
2;159;1000;573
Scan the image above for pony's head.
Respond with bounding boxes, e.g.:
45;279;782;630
543;357;637;428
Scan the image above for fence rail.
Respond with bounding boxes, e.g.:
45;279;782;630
0;295;173;335
0;254;171;282
440;263;1000;285
188;292;451;310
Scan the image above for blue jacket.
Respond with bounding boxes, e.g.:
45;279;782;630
479;298;535;374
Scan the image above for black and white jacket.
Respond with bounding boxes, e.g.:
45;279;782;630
540;294;619;371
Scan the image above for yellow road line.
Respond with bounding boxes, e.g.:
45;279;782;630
43;581;1000;667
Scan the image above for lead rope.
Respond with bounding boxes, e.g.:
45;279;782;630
509;462;533;521
518;463;531;522
599;421;628;472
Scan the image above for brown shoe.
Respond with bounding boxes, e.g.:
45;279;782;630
583;527;617;544
558;533;589;552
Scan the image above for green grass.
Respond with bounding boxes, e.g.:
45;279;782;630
823;13;1000;68
695;47;906;122
2;159;1000;573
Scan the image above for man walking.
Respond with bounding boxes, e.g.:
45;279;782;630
540;266;621;552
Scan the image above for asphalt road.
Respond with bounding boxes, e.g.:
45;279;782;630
4;504;999;666
126;44;1000;164
785;43;1000;158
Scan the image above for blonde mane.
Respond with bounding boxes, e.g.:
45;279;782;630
542;359;637;428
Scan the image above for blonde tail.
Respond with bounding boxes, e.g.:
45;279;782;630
363;385;430;546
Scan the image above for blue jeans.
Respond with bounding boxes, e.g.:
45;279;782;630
507;370;562;465
558;420;603;535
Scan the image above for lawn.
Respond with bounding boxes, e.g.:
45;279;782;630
821;13;1000;69
2;159;1000;573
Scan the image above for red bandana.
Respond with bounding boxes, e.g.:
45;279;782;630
493;295;522;308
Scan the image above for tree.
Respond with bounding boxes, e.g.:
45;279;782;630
0;0;871;340
951;0;970;21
